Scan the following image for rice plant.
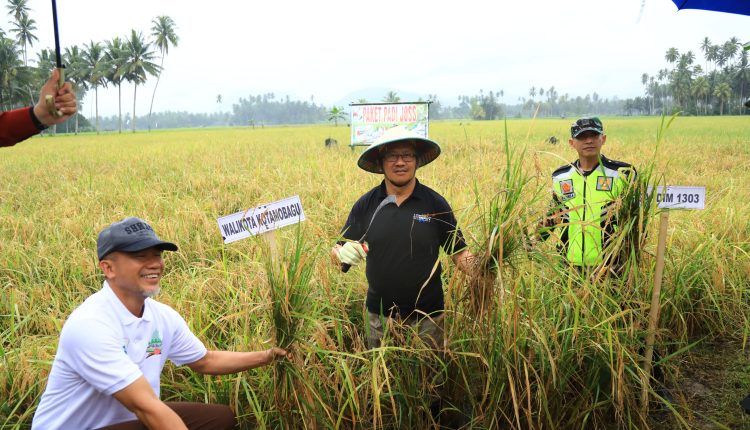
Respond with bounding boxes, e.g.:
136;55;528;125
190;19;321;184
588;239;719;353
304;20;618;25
2;117;748;428
263;226;318;428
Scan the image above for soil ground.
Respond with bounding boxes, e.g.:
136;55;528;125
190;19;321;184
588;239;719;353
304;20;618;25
650;339;750;429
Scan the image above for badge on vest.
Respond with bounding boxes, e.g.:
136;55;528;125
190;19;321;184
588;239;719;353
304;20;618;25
596;176;614;191
559;179;575;200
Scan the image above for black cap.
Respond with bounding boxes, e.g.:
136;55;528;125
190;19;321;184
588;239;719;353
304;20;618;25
97;217;178;260
571;117;604;138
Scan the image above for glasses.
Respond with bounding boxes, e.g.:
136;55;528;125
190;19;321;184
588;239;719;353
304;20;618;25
383;152;417;163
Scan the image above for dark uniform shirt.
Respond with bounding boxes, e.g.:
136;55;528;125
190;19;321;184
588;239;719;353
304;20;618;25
341;179;467;318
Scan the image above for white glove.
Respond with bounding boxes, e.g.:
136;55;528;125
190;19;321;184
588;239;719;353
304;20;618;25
337;242;367;266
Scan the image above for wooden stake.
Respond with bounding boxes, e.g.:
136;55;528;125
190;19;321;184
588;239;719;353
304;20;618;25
264;230;278;265
641;209;670;415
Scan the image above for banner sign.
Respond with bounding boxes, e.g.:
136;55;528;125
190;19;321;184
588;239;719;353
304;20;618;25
652;185;705;210
217;195;305;244
349;102;429;146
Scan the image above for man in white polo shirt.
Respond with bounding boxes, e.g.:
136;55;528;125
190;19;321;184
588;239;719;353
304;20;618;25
32;217;286;430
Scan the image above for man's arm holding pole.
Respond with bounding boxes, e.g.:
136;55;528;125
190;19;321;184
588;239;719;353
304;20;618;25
34;69;76;127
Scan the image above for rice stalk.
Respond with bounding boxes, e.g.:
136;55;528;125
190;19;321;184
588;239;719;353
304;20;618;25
263;225;317;428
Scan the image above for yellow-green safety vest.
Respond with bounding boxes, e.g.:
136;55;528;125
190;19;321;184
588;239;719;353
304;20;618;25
551;155;635;267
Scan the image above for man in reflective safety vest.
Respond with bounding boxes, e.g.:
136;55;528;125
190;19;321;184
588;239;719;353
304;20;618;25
541;117;636;269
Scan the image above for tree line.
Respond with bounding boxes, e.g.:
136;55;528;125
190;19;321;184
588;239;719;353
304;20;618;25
638;37;749;116
1;0;178;134
1;1;745;132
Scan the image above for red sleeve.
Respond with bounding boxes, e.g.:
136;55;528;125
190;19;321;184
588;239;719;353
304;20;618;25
0;107;40;148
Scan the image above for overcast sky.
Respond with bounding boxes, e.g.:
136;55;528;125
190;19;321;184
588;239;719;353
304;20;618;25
13;0;749;117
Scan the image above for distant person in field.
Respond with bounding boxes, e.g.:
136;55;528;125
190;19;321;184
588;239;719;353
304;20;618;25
32;217;287;430
0;69;77;147
332;125;476;349
538;117;636;272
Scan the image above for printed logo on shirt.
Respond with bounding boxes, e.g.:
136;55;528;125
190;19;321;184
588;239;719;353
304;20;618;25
145;329;163;358
123;339;129;354
596;176;614;191
413;214;431;223
559;179;575;200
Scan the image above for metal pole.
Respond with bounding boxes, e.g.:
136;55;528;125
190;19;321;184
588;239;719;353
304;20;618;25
45;0;65;117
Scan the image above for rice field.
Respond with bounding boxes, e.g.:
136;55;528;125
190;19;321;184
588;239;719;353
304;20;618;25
1;116;749;429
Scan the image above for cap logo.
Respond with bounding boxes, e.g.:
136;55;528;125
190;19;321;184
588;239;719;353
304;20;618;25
124;222;153;234
97;217;178;260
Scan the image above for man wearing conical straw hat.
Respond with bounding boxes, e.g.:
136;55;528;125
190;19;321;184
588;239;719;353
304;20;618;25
333;125;476;350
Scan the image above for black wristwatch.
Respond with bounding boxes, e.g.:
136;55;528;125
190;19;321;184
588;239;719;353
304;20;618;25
29;106;48;131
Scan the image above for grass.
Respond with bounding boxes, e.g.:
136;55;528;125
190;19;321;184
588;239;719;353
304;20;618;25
1;116;749;428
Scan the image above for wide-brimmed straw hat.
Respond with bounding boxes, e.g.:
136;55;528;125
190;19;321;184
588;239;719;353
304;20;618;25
357;125;441;174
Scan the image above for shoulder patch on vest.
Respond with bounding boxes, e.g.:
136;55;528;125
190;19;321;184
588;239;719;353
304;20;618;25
600;156;632;170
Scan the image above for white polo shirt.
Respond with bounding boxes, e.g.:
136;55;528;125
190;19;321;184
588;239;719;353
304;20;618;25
32;281;207;430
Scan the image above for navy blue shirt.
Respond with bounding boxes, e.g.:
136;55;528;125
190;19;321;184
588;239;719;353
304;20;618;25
341;179;467;317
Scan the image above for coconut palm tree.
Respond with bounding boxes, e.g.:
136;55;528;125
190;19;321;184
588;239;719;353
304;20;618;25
382;90;400;103
665;47;679;65
6;0;29;22
721;39;739;70
9;12;37;67
327;106;346;126
0;31;24;109
64;45;89;134
105;37;127;133
649;77;657;115
734;50;749;114
692;76;709;115
656;68;668;112
707;44;720;74
701;37;712;73
8;8;36;104
670;52;696;108
120;30;160;132
147;15;178;131
36;48;55;71
641;73;650;114
713;82;732;115
84;41;108;134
